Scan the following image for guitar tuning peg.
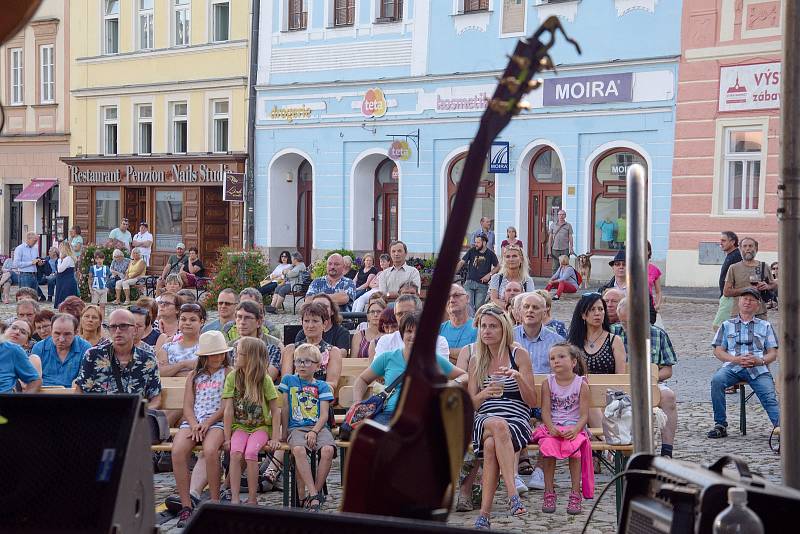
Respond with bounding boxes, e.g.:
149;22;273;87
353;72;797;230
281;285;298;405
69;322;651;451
528;78;543;90
489;98;511;115
501;76;521;92
511;54;531;70
539;56;553;69
514;100;532;114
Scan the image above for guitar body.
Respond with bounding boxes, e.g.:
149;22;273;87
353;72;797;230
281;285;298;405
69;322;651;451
341;16;580;520
342;381;472;519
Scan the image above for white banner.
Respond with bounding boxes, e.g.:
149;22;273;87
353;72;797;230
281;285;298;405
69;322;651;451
719;62;781;112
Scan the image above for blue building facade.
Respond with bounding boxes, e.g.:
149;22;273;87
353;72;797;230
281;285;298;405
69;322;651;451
255;0;681;278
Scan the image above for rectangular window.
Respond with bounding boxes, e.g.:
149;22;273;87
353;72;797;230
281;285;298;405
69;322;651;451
155;190;184;250
39;45;55;104
95;190;121;238
212;99;229;153
378;0;403;21
137;104;153;155
174;0;191;46
501;0;525;34
464;0;489;13
102;106;118;156
170;102;188;153
212;0;230;41
724;128;763;212
139;0;154;49
10;48;23;105
288;0;308;30
104;0;120;54
334;0;355;26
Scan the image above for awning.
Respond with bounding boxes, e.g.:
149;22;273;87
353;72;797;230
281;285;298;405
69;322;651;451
13;180;58;202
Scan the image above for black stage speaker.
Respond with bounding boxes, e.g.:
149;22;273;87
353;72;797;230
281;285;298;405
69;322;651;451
619;453;800;534
0;394;156;533
185;503;478;533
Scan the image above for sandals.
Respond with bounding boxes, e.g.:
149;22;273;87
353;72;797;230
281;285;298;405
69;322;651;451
474;514;491;530
707;424;728;439
304;492;325;512
518;457;534;476
508;494;527;516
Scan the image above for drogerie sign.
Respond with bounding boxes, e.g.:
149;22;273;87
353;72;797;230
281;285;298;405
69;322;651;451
543;73;633;106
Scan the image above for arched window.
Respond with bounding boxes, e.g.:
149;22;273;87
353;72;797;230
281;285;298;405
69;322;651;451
448;154;495;246
590;149;646;253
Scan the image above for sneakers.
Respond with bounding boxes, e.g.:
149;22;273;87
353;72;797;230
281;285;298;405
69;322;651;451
508;494;527;516
527;467;545;490
164;493;200;514
542;491;557;513
455;493;473;512
219;487;232;502
567;491;582;515
474;514;491;530
176;507;193;528
514;475;529;495
707;424;728;439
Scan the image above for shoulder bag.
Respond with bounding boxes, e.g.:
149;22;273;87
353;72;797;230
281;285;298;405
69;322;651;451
339;372;405;441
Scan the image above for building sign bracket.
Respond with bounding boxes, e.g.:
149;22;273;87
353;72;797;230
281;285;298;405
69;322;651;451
386;129;420;168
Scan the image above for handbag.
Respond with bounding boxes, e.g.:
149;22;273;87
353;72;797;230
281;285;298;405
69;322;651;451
339;372;405;441
109;347;170;445
602;389;633;445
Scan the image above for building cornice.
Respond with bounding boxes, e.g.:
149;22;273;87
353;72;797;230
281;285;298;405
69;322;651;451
0;133;69;145
61;152;248;165
71;77;248;98
75;39;248;64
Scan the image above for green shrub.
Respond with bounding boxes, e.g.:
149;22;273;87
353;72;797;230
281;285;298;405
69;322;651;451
310;249;355;279
204;247;270;308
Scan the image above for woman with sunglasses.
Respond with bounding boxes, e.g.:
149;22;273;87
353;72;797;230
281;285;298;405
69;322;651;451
259;250;293;300
488;245;535;310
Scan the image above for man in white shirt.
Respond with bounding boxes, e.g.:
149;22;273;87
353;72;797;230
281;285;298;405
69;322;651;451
378;241;421;300
131;222;154;266
374;295;449;358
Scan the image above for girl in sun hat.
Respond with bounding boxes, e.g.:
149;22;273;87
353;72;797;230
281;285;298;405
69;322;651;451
172;330;232;527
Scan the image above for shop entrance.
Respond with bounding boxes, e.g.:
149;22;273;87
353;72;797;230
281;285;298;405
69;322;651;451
40;186;59;253
8;185;23;253
373;158;398;254
527;147;563;277
124;187;147;228
201;188;229;266
297;160;313;264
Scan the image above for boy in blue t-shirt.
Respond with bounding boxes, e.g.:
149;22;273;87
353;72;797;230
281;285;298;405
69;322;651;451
278;343;335;510
87;251;111;318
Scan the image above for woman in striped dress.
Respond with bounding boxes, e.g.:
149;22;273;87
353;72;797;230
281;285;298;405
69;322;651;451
468;304;538;530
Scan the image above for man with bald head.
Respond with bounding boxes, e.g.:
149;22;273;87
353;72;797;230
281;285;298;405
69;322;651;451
75;309;162;408
610;297;678;458
602;288;625;325
440;284;477;363
306;253;356;311
513;292;563;374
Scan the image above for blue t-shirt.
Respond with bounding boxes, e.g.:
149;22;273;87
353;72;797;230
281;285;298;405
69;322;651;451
439;320;477;350
278;374;335;429
0;341;40;392
369;349;455;414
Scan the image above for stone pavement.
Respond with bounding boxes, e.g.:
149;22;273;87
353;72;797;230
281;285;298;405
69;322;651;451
13;289;779;532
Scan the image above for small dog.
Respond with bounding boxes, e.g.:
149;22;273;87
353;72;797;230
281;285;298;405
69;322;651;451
575;253;593;288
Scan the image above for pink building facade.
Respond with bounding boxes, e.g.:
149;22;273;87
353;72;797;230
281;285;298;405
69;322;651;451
667;0;782;286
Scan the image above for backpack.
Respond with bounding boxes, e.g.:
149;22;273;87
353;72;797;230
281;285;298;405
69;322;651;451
497;274;532;292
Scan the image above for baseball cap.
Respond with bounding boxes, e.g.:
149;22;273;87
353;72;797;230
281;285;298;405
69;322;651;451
739;287;762;301
176;242;186;249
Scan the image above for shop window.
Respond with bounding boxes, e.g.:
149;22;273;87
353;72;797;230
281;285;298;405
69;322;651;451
155;190;184;250
377;0;403;22
211;100;229;153
10;48;23;105
591;149;646;253
138;0;154;50
724;127;762;212
174;0;191;46
501;0;526;34
104;0;120;54
95;190;120;239
102;106;118;156
211;0;230;41
39;45;54;104
137;104;153;155
448;153;495;247
288;0;308;30
334;0;355;26
170;102;188;153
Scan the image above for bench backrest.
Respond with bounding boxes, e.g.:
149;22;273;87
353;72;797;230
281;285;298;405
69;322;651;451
161;376;188;411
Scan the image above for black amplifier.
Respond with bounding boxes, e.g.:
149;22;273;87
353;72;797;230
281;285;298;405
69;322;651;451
619;454;800;534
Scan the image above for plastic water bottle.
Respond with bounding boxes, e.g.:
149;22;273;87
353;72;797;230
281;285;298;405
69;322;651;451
712;487;764;534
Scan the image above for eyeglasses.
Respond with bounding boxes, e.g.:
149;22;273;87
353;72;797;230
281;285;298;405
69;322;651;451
217;300;236;306
367;309;383;315
294;358;318;367
108;323;135;332
8;324;30;336
158;300;176;307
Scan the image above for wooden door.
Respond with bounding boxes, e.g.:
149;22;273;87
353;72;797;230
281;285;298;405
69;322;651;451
124;187;146;227
297;160;312;264
374;159;398;254
528;148;563;277
201;187;229;268
8;185;22;252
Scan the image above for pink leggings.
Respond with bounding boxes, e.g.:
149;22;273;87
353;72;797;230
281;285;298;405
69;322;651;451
545;280;578;297
230;429;268;461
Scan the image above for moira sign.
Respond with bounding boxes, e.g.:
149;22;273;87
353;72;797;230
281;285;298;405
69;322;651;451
543;73;633;106
718;62;781;112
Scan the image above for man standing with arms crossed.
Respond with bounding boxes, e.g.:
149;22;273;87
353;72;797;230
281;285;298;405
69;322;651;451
712;231;742;331
547;210;574;274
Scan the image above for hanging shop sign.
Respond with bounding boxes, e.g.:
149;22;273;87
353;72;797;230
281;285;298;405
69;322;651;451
489;142;510;173
718;62;781;112
543;73;633;106
223;172;245;202
388;140;411;161
362;88;387;118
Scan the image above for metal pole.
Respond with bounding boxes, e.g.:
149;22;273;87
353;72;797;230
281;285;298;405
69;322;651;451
779;0;800;490
244;0;260;249
626;163;653;453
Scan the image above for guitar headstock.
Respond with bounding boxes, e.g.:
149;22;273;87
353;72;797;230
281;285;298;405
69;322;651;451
481;16;581;142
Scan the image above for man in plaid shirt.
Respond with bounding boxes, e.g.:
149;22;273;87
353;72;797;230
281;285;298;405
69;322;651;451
707;287;779;439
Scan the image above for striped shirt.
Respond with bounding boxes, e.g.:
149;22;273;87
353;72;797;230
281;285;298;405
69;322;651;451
712;316;777;380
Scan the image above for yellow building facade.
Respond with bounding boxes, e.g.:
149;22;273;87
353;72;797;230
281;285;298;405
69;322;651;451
64;0;250;270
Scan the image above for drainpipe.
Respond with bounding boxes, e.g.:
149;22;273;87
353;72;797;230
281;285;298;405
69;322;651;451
244;0;261;249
